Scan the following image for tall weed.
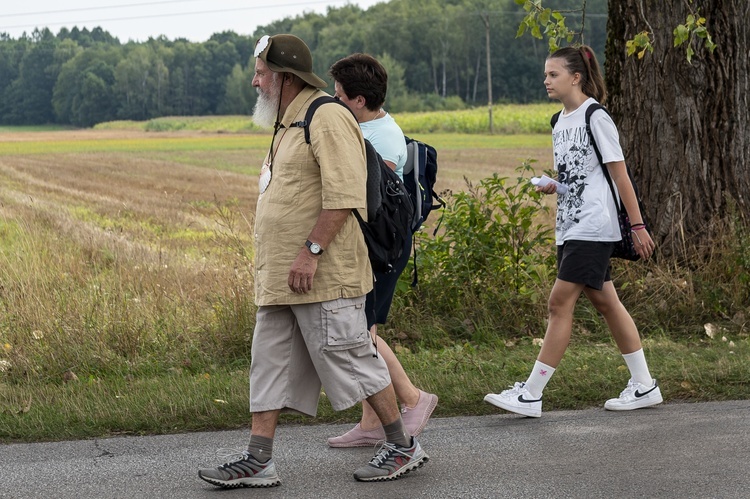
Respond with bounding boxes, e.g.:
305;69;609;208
0;202;255;384
393;162;556;345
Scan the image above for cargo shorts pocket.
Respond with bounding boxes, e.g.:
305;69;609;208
321;297;369;351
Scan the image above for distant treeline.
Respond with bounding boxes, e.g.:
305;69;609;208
0;0;606;127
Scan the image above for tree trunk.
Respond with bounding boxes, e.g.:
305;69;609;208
605;0;750;257
473;54;481;103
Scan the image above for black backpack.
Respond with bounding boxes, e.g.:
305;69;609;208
293;96;414;274
403;137;445;233
402;136;445;285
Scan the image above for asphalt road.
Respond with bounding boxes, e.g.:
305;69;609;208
1;400;749;498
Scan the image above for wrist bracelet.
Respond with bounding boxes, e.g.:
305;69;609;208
630;223;645;229
631;225;647;231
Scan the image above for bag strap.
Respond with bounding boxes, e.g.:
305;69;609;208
550;110;562;129
583;104;625;214
290;95;355;144
586;104;648;228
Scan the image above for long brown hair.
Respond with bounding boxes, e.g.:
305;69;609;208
548;45;606;103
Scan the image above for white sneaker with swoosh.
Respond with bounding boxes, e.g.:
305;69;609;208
604;379;663;411
484;382;542;417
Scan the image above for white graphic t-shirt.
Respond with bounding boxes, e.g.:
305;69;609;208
552;98;624;245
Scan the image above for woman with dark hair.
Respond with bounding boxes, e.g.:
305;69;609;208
326;53;438;447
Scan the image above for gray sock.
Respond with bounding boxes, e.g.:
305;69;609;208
247;435;273;463
383;418;411;447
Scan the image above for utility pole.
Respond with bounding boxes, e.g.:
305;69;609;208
481;12;493;134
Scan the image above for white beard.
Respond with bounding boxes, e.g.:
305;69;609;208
252;75;281;129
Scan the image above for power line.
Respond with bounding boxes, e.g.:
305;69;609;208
0;0;348;31
4;0;207;18
0;2;606;37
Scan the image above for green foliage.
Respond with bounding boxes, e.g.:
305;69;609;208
89;104;557;135
673;12;717;63
140;116;261;133
516;0;717;63
392;103;560;134
625;31;655;59
0;0;610;126
515;0;576;51
398;162;556;343
389;93;467;114
3;333;750;441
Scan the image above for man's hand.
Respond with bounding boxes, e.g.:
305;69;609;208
288;249;320;294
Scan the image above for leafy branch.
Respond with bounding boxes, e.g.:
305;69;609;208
514;0;580;52
515;0;716;62
673;11;717;62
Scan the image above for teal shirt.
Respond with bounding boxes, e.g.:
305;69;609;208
359;112;407;180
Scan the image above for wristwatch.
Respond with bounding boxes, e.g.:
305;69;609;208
305;240;324;255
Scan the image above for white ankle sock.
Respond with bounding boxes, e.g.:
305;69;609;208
524;361;556;399
622;349;653;386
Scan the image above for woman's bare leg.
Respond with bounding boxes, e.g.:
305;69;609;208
360;324;420;429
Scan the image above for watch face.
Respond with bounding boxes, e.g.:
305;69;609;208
310;243;321;254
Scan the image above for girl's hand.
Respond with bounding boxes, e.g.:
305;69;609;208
536;183;558;195
631;228;655;260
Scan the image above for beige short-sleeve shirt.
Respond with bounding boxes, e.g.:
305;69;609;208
254;87;372;306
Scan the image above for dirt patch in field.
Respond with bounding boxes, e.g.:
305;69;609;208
436;147;553;195
0;129;248;142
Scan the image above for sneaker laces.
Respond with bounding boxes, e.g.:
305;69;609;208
504;381;526;395
619;379;638;398
215;448;249;465
368;441;411;467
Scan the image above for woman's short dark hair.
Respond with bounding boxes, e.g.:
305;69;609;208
329;53;388;111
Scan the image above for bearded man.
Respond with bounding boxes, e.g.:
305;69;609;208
197;34;429;488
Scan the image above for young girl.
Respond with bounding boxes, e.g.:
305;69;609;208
484;45;661;417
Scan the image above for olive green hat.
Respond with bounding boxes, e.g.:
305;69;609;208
254;34;327;88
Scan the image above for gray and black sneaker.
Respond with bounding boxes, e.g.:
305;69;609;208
198;451;280;488
353;438;428;482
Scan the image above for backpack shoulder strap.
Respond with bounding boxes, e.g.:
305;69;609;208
585;103;622;208
362;138;383;221
550;110;562;129
290;95;354;144
584;103;609;166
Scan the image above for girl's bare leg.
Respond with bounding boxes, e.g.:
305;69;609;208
537;279;586;367
583;281;642;354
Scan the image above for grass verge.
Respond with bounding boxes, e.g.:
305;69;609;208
2;332;747;443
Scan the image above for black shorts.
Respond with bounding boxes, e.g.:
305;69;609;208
556;240;615;290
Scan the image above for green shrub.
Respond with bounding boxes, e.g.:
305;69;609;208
392;162;556;345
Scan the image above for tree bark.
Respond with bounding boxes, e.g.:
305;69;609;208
605;0;749;257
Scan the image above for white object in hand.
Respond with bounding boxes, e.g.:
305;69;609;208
531;175;568;195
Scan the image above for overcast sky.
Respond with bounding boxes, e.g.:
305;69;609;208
1;0;385;42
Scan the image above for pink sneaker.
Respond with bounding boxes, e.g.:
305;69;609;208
400;390;438;436
327;423;386;448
